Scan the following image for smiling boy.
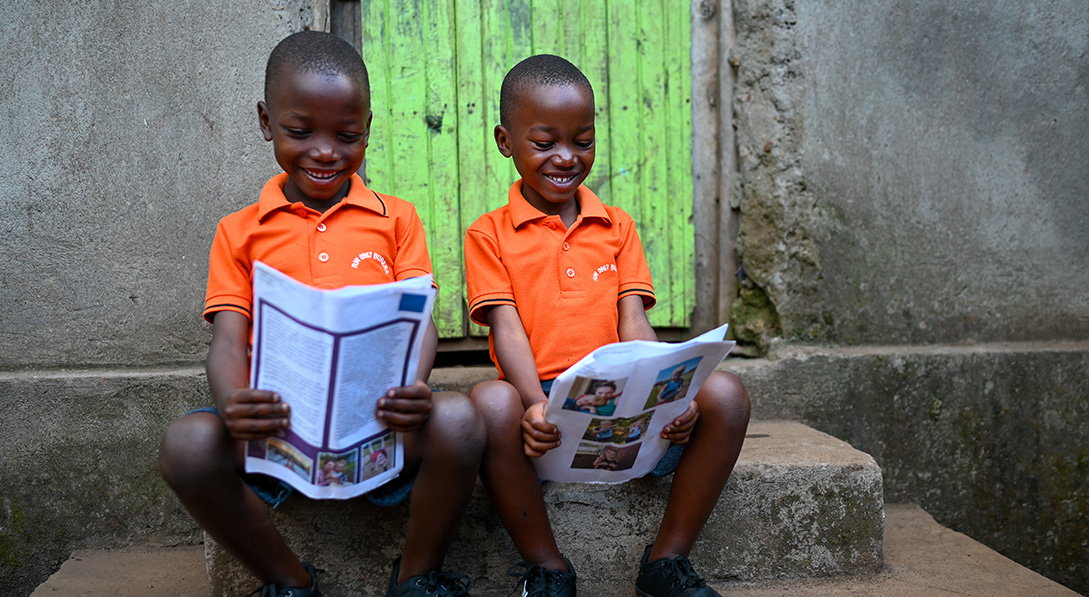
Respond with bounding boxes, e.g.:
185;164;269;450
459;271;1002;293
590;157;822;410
158;31;482;597
465;55;751;597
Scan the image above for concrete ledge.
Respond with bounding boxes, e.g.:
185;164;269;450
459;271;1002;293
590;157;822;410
206;421;883;596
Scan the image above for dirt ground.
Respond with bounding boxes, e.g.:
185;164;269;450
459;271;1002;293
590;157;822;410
30;504;1081;597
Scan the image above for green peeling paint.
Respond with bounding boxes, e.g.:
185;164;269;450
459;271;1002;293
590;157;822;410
361;0;694;337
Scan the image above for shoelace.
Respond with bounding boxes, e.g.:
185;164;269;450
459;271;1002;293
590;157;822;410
245;565;322;597
505;562;568;597
246;585;279;597
407;569;473;596
660;555;708;590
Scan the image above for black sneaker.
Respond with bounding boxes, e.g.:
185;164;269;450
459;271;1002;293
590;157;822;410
246;562;323;597
505;559;576;597
635;545;720;597
386;556;472;596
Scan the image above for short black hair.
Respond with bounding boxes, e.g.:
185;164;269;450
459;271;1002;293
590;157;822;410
265;31;370;106
499;54;592;128
597;381;617;392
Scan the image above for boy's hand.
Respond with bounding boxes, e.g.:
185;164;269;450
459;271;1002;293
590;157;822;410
221;389;290;440
661;400;700;444
376;380;433;432
521;401;561;458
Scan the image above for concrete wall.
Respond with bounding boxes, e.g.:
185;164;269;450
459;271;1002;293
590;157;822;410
0;1;326;370
724;0;1089;592
730;0;1089;346
0;1;320;592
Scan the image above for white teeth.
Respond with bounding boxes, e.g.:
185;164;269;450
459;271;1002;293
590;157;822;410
547;175;576;184
304;168;338;180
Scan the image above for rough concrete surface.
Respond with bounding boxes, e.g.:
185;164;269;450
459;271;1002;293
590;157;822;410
205;421;882;596
730;0;1089;346
30;505;1080;597
0;0;315;369
734;343;1089;594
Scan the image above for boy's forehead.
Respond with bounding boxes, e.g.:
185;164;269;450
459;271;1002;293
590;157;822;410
507;82;594;124
268;68;369;111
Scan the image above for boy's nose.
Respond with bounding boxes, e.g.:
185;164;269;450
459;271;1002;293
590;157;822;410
552;147;576;166
310;142;338;162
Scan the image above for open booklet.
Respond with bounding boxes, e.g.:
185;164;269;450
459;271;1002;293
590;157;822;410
243;261;436;500
533;324;735;483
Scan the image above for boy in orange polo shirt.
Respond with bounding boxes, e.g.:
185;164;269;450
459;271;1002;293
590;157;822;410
464;54;751;597
158;31;482;597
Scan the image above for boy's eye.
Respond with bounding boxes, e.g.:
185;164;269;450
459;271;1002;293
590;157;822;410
339;133;362;143
575;139;594;149
285;128;310;138
532;141;555;149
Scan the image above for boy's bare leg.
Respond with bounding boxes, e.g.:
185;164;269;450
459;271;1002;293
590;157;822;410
397;391;485;580
158;412;311;587
650;370;751;560
470;380;568;571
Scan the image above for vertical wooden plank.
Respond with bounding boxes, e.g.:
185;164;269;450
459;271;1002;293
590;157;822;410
456;0;486;336
669;0;694;327
420;0;464;337
466;0;530;337
605;1;643;224
360;0;393;193
638;0;672;326
577;0;612;198
531;0;561;54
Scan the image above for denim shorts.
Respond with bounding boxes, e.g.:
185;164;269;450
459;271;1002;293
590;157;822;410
539;379;683;478
186;406;415;507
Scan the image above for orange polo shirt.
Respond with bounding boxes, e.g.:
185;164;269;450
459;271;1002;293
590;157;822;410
465;180;655;380
204;173;432;323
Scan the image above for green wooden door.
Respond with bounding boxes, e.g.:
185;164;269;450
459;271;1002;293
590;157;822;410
361;0;693;338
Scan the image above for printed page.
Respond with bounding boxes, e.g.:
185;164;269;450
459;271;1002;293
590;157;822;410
533;325;734;483
244;261;435;500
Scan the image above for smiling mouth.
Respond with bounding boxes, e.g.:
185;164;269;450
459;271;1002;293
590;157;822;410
302;167;342;181
545;174;578;185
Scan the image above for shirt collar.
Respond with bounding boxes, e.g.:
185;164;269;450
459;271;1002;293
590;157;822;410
257;173;388;221
507;180;613;229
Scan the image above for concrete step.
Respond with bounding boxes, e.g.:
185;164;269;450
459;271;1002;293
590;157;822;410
203;421;884;596
30;505;1081;596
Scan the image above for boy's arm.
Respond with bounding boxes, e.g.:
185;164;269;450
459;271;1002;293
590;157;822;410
206;311;290;440
416;316;439;383
486;304;560;458
617;295;658;342
376;316;438;432
616;295;699;443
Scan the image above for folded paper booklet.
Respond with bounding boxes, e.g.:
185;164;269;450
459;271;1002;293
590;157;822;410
243;261;436;499
533;324;735;483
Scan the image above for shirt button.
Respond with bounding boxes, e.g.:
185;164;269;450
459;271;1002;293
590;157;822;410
562;242;570;251
318;252;330;263
547;222;557;229
317;223;327;232
566;268;575;278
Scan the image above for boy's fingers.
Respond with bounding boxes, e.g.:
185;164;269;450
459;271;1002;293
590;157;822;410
231;389;281;403
376;410;428;431
386;383;432;400
523;435;559;457
227;417;289;439
522;418;559;440
377;397;432;415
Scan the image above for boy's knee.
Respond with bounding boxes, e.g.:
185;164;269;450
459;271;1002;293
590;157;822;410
428;392;486;453
468;380;523;427
158;413;231;485
699;370;751;428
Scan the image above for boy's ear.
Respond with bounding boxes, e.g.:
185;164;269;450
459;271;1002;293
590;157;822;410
257;101;274;141
364;110;373;147
494;124;513;158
